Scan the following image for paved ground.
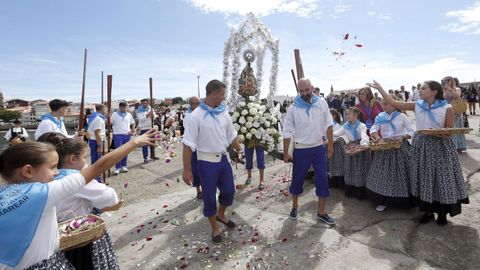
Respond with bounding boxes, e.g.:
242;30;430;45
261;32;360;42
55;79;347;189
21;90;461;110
104;113;480;270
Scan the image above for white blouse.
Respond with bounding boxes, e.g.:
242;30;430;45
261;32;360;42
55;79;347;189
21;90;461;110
370;112;415;139
415;103;451;130
333;122;369;146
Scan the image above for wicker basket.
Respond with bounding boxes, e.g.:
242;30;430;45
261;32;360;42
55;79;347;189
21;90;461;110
344;143;368;155
369;139;403;151
417;128;473;136
58;214;105;251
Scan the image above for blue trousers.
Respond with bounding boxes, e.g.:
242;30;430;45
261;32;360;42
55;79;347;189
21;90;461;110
191;151;201;187
245;145;265;170
290;145;329;197
196;155;235;217
89;140;102;164
140;129;155;159
114;134;131;169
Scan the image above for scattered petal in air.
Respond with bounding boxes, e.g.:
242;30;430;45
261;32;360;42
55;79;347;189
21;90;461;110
343;33;349;40
355;44;363;47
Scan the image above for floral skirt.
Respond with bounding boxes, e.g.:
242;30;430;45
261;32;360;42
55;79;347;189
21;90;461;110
344;149;371;199
366;141;414;208
410;134;469;216
25;252;74;270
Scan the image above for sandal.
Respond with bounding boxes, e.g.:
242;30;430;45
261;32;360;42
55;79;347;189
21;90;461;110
258;183;265;191
216;216;236;228
245;178;252;185
211;232;222;244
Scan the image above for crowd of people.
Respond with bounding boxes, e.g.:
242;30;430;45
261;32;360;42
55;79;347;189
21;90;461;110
0;75;475;269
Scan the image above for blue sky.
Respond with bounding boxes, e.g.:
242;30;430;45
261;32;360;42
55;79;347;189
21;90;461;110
1;0;479;102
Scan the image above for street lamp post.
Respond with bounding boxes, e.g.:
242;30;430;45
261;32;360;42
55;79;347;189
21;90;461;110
197;75;200;98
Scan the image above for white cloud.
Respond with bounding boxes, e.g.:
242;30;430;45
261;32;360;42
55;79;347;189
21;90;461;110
442;2;480;35
187;0;321;17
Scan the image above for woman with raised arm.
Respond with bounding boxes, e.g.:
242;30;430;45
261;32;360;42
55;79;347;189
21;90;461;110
367;80;469;226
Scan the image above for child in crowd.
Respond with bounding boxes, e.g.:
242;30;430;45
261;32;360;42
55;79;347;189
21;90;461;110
333;107;371;199
37;132;122;270
327;109;346;188
368;80;469;225
366;100;415;211
0;130;157;270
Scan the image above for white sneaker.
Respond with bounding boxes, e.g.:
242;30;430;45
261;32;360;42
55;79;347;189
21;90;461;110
376;205;387;212
120;167;129;173
113;169;120;176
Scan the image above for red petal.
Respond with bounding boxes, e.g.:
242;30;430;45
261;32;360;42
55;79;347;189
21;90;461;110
163;204;168;208
355;44;363;47
146;236;153;241
343;33;349;40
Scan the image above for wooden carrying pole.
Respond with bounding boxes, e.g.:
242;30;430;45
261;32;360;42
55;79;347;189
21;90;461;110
149;77;156;158
101;71;106;183
291;69;298;90
294;49;304;82
106;75;113;177
78;49;87;132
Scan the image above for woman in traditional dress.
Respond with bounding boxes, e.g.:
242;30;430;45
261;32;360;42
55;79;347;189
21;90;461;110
368;80;469;225
366;100;415;211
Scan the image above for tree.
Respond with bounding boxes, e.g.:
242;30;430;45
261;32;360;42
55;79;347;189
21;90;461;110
172;97;184;105
0;109;21;122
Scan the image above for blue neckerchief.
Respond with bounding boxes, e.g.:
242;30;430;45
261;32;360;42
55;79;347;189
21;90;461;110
293;95;319;116
344;120;361;140
199;100;225;121
53;169;80;180
41;113;63;129
0;183;48;267
188;107;193;113
117;111;127;119
87;112;106;125
374;111;400;132
416;99;447;127
136;106;149;114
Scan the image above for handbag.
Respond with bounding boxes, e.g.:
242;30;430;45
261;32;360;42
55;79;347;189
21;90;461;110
451;99;467;114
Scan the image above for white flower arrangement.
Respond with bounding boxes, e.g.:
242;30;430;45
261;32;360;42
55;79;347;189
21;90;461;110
230;97;282;151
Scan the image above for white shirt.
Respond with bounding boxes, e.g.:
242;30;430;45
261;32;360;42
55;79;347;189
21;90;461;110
136;106;157;130
110;112;135;135
34;117;73;140
56;180;118;222
370;112;415;139
333;122;369;146
182;105;237;153
282;97;333;145
415;103;451;130
0;174;86;270
411;89;420;101
4;127;29;141
87;116;106;141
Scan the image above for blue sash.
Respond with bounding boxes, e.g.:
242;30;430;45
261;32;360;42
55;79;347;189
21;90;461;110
199;100;225;121
416;99;447;127
374;111;400;133
41;113;63;130
136;106;149;114
344;120;361;140
0;183;48;267
87;112;106;125
293;95;319;116
117;111;127;119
